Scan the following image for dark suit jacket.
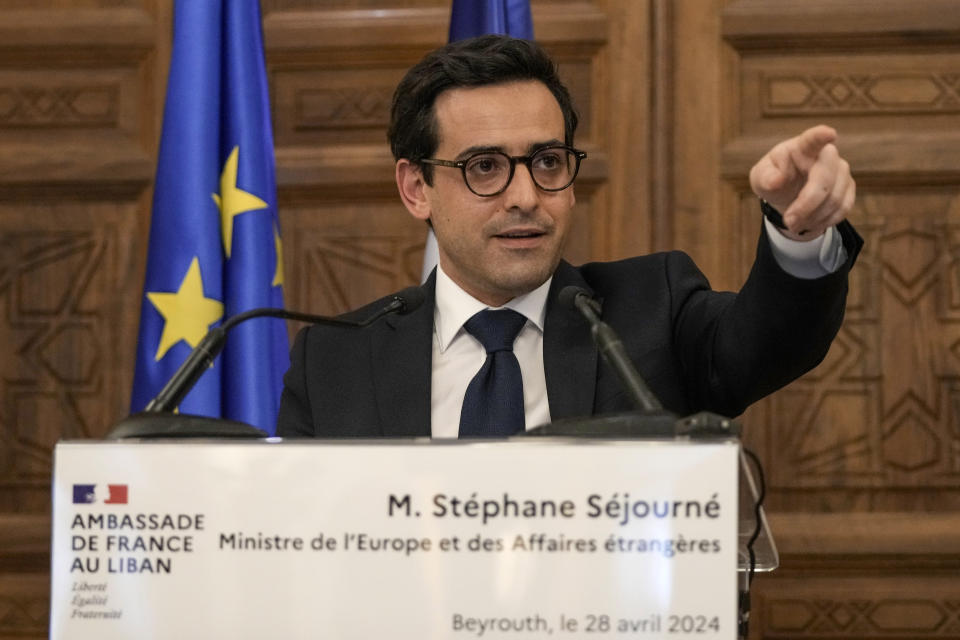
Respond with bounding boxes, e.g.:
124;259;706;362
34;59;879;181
277;223;862;437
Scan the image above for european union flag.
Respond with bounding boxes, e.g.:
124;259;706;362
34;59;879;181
422;0;535;281
131;1;288;435
448;0;533;41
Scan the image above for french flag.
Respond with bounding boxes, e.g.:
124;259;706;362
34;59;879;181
71;484;128;504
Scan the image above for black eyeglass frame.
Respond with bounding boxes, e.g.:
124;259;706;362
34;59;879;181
419;145;588;197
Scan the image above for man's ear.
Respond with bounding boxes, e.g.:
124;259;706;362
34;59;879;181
396;159;432;222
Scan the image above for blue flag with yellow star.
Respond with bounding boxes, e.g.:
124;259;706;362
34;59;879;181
131;0;288;435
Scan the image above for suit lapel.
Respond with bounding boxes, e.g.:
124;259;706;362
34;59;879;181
368;264;599;433
370;274;435;437
543;262;598;420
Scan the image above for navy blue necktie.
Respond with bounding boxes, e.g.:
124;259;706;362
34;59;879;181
458;309;527;437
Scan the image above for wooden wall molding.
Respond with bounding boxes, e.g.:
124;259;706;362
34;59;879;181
0;8;154;49
722;132;960;185
0;85;120;128
294;85;394;131
756;588;960;639
722;0;960;49
760;73;960;116
0;6;157;190
749;513;960;639
264;3;607;52
770;512;960;558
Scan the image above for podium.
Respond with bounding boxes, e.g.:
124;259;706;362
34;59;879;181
49;430;776;639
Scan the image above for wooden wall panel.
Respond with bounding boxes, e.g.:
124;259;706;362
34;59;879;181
744;190;960;510
0;4;160;478
0;574;48;639
751;513;960;639
0;203;140;512
716;0;960;510
0;2;165;638
666;0;960;637
2;0;955;638
755;577;960;639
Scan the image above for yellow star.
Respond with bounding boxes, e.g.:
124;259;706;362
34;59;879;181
146;257;224;362
273;224;284;287
212;146;268;258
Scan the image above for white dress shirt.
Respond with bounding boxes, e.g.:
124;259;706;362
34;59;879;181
763;218;847;278
431;265;553;437
429;223;847;437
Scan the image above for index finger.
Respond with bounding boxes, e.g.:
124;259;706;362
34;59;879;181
793;124;838;161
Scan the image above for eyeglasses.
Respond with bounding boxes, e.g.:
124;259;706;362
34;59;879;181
420;145;587;197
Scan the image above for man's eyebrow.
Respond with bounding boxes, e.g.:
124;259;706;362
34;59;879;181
527;139;564;153
455;145;504;160
454;139;566;160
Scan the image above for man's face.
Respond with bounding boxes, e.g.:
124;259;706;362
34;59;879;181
414;80;575;306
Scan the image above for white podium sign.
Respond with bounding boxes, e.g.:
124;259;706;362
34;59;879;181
51;439;738;639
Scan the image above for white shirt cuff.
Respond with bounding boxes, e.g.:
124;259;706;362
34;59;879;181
763;217;847;279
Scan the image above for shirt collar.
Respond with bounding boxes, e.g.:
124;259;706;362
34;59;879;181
434;263;552;353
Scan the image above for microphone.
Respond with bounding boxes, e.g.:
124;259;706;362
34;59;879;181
144;286;426;413
559;285;663;411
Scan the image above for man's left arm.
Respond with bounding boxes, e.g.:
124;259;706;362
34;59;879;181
670;126;862;415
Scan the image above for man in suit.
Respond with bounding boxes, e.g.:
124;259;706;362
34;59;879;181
277;35;860;438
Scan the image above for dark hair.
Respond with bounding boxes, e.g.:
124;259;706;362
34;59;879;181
388;34;579;184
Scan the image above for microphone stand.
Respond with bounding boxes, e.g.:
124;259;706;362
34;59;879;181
567;290;664;412
108;288;425;439
525;286;737;439
523;286;761;640
110;310;324;440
